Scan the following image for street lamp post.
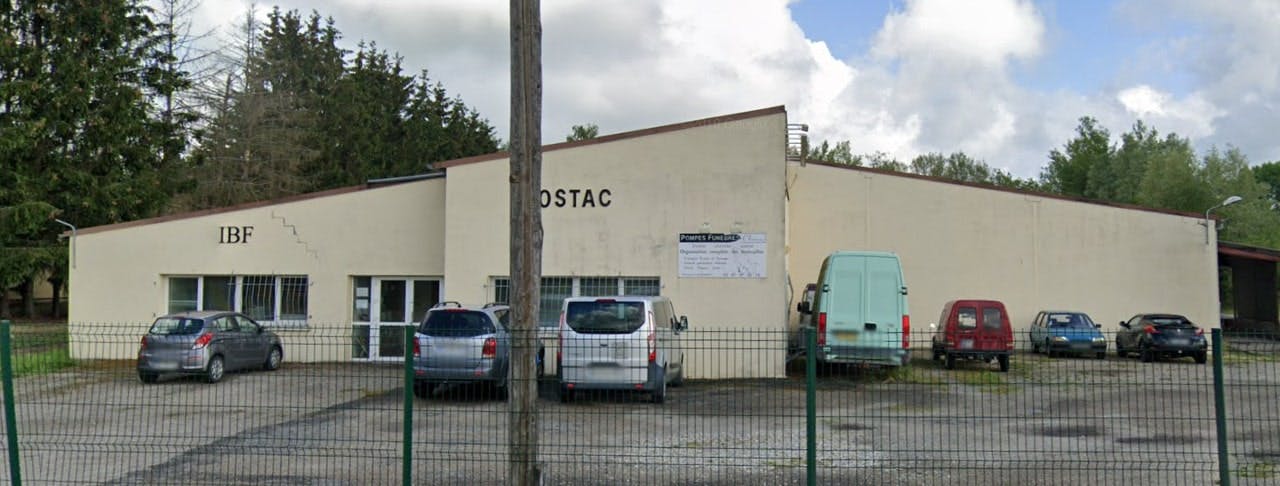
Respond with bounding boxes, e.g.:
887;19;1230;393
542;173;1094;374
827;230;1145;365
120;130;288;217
1204;196;1243;245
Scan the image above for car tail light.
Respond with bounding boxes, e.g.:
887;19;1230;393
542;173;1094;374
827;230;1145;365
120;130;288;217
817;312;827;347
192;332;213;350
1195;328;1204;336
1143;325;1159;335
902;315;910;349
139;336;148;351
595;298;616;303
647;314;657;363
413;337;421;358
482;337;497;358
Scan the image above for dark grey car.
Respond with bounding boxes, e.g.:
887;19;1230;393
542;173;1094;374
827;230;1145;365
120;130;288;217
1115;313;1208;363
136;310;284;383
411;302;543;400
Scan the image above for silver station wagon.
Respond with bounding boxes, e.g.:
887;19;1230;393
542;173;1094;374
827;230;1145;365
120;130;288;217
412;302;544;400
136;310;284;383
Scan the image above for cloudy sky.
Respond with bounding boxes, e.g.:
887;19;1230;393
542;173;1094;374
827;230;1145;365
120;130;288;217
186;0;1280;178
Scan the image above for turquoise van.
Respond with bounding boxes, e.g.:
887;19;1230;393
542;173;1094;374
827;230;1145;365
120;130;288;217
796;251;910;367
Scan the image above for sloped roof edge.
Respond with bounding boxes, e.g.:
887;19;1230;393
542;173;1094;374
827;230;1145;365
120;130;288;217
802;160;1207;220
435;105;788;169
75;180;427;236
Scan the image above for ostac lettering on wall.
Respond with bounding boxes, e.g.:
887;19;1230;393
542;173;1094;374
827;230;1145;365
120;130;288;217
219;225;254;244
540;188;611;208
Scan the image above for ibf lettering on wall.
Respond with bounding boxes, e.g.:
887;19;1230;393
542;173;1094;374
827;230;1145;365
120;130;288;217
540;188;611;208
219;226;254;244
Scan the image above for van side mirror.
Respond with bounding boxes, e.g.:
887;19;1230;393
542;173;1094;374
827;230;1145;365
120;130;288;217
901;286;908;296
1094;324;1101;329
1118;321;1128;329
797;302;810;314
678;316;689;331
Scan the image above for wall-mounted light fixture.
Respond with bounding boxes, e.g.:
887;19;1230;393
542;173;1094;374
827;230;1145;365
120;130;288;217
1203;196;1242;245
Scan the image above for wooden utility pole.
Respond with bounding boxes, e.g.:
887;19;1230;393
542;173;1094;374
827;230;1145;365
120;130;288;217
508;0;542;484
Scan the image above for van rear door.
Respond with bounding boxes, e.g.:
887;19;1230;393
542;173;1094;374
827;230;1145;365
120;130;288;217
561;299;650;385
974;304;1010;352
826;255;903;349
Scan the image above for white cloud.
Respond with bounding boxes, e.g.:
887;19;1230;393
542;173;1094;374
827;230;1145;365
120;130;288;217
1114;0;1280;161
872;0;1045;67
180;0;1280;182
1116;85;1221;138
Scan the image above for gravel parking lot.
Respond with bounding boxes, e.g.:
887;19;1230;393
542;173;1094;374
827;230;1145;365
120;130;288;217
1;343;1277;485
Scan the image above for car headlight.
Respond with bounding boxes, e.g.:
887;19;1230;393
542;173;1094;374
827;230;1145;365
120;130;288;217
1091;337;1106;343
1051;336;1069;342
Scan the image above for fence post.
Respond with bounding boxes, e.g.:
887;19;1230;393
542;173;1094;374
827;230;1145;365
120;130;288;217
805;326;816;486
403;326;414;486
1;320;21;485
1211;329;1230;486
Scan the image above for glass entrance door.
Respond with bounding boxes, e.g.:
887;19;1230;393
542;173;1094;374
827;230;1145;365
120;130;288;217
352;277;441;361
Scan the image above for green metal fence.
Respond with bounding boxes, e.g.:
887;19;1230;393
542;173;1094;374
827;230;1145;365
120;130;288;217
0;320;1277;485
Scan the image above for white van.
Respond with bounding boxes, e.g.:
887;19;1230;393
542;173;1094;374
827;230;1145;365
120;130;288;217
557;296;688;404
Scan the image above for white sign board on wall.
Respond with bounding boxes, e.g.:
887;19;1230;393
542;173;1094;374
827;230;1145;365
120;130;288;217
678;233;767;278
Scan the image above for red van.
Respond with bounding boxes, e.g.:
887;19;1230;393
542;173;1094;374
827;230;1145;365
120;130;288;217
930;300;1013;372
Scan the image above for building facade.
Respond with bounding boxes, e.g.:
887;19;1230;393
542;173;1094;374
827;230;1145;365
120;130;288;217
67;106;1220;378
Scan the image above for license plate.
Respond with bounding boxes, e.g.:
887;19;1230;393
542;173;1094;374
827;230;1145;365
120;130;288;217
1167;339;1188;346
959;339;974;349
833;331;858;342
151;361;179;371
435;340;468;354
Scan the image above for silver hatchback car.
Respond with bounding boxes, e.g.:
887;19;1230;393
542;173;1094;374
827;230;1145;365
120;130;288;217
136;310;284;383
412;302;544;399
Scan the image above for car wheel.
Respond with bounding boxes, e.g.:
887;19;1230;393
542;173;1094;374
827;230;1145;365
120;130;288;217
138;371;158;384
413;381;434;399
944;353;956;370
1194;352;1207;364
997;354;1010;373
652;367;667;404
1045;340;1056;358
559;384;573;403
205;355;225;383
1140;347;1154;363
536;349;546;380
1031;339;1041;354
1115;343;1127;358
671;357;685;387
264;346;283;371
495;382;509;401
1096;351;1107;360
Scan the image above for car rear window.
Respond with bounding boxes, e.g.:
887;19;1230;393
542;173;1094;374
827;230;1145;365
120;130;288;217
957;307;978;330
421;311;496;337
566;301;645;334
982;307;1004;330
1149;316;1192;327
149;317;204;335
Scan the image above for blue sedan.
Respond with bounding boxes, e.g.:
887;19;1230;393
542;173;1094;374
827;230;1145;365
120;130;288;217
1029;311;1107;359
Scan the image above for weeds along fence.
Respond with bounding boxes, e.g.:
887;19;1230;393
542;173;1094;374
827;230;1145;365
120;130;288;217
0;321;1276;485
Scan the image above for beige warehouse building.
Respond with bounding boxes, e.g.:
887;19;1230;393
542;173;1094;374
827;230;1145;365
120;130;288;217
67;106;1221;378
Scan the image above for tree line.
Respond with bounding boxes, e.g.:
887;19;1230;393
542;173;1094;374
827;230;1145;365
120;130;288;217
1;1;499;318
804;117;1280;249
